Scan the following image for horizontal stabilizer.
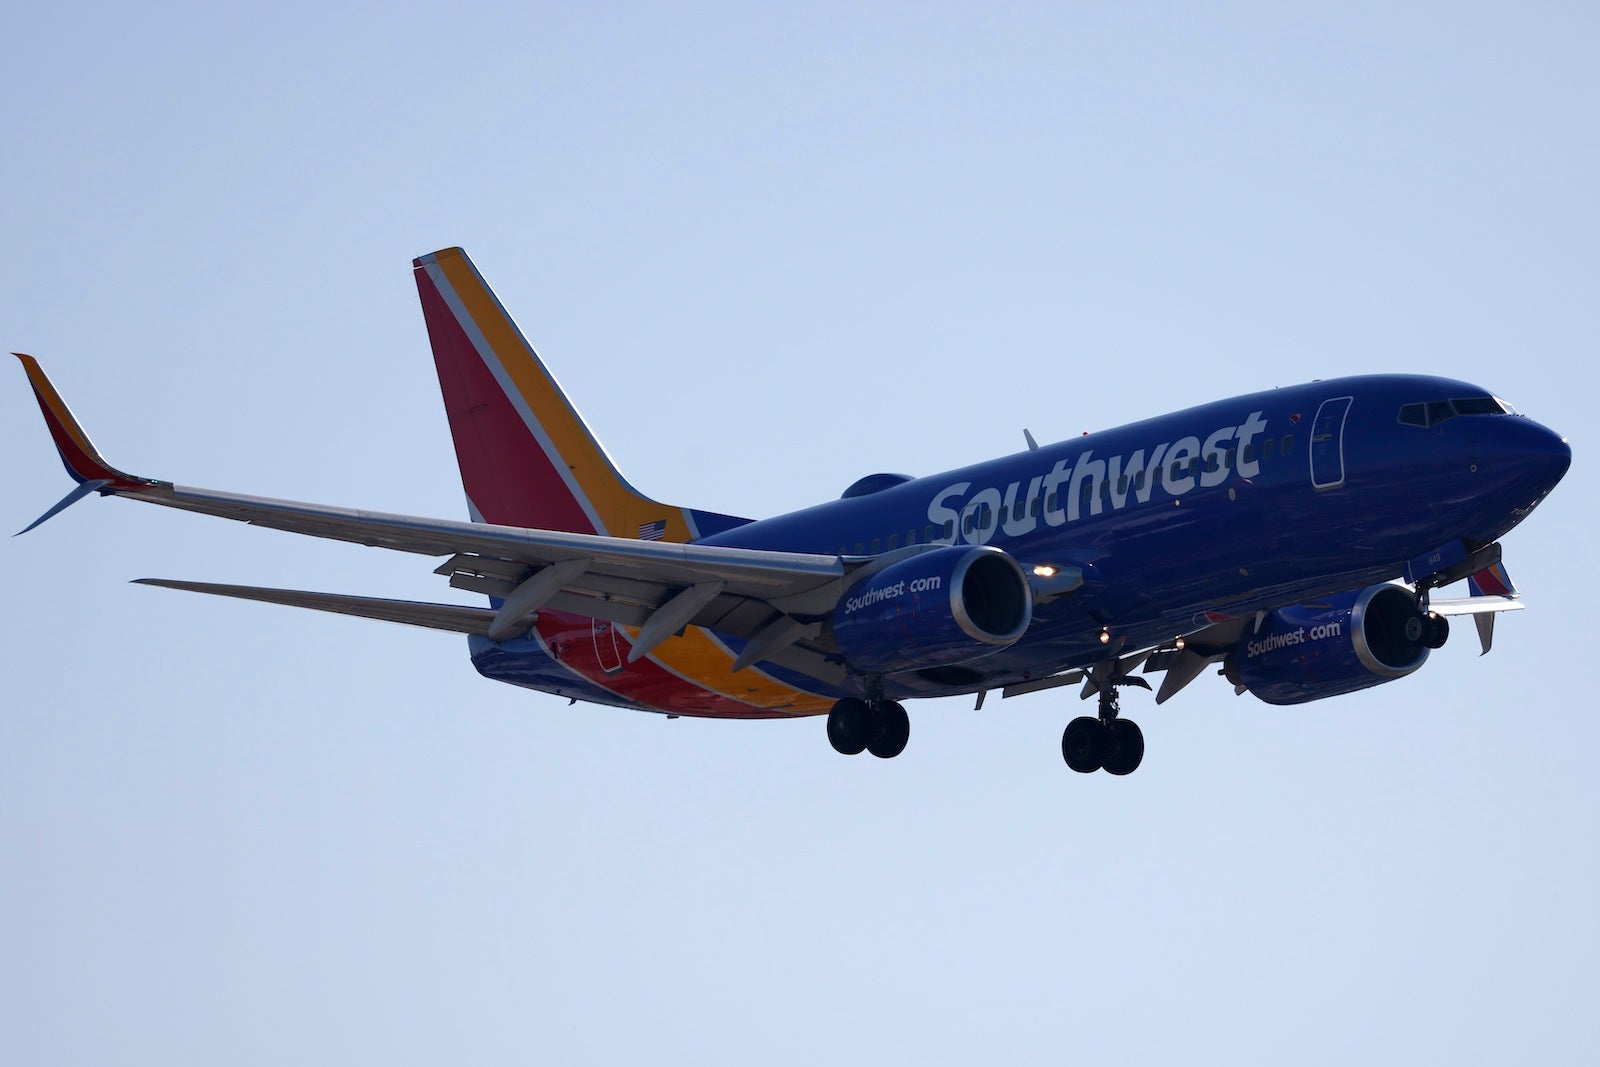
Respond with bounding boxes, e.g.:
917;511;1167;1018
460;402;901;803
134;579;498;635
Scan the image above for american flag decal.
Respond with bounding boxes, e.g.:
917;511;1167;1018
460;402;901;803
638;520;667;541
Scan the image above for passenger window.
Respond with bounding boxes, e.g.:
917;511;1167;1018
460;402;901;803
870;538;882;554
1116;474;1128;494
1204;454;1219;473
1030;496;1042;517
926;523;939;542
1046;491;1058;512
1223;446;1235;468
906;528;917;546
1263;437;1275;460
1242;442;1256;464
1398;403;1427;427
1281;434;1294;455
942;520;954;539
963;513;975;534
887;533;899;550
1134;470;1146;490
854;542;864;554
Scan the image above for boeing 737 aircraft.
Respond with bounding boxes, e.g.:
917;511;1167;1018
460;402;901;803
15;248;1572;774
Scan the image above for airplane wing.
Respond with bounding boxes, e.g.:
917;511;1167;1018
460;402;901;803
15;354;856;678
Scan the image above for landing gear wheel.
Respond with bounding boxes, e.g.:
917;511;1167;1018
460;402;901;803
1062;716;1103;773
827;698;871;756
867;700;910;759
1423;612;1450;649
1100;718;1145;776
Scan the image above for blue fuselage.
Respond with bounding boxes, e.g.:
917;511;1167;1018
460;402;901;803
698;374;1570;700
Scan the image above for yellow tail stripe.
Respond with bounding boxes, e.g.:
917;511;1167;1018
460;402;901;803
429;250;694;542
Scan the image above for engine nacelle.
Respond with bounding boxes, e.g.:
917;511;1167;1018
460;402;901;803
1224;584;1432;705
832;545;1032;675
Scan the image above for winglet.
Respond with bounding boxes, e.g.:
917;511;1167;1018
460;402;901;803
14;353;159;532
17;479;112;536
1467;561;1518;600
1467;562;1517;656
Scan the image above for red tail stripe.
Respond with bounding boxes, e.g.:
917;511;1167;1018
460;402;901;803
416;268;595;531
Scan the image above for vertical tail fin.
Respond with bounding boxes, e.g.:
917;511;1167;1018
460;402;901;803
413;248;718;540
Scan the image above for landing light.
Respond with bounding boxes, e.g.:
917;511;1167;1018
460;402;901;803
1099;627;1111;645
1033;564;1058;578
1175;636;1186;651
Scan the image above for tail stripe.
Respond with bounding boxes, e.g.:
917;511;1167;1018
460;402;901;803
419;255;608;533
415;248;694;542
415;269;596;531
412;249;826;713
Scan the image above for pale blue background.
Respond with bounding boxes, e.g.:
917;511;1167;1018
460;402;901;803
3;3;1596;1063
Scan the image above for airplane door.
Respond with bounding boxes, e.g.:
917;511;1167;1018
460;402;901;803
593;619;624;674
1310;396;1353;491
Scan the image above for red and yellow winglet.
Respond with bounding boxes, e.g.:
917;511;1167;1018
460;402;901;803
14;353;160;534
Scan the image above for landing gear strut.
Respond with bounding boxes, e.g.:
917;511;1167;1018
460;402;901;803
1062;681;1145;776
1412;584;1453;651
828;696;910;759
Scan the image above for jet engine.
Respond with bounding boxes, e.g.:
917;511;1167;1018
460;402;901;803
1224;584;1445;705
831;545;1032;675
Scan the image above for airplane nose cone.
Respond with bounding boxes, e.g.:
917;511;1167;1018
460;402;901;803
1529;421;1572;487
1487;416;1570;501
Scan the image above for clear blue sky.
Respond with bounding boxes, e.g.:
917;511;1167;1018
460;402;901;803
4;3;1596;1063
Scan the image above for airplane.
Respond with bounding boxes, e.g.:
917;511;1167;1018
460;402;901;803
13;247;1572;775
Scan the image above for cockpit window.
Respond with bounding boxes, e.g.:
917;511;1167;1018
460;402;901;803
1399;395;1516;427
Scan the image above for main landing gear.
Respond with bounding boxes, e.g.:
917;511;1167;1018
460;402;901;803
827;697;910;759
1062;683;1145;776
